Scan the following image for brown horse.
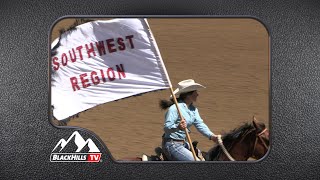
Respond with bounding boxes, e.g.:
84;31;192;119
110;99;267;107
118;119;269;161
204;120;269;161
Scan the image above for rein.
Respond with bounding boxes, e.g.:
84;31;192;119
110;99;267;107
217;135;235;161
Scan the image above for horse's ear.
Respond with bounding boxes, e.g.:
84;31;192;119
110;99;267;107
252;116;259;129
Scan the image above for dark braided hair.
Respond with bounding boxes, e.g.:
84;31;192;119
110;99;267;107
159;91;195;110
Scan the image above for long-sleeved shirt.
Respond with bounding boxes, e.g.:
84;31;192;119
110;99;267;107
163;100;214;140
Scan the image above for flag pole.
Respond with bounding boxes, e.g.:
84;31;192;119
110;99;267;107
143;18;198;161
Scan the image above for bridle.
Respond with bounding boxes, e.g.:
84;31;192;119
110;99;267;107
251;128;269;159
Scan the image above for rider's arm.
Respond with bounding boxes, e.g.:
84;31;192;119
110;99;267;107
193;108;215;140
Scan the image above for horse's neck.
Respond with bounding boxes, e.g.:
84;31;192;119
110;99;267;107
228;133;256;161
228;143;250;161
208;127;258;161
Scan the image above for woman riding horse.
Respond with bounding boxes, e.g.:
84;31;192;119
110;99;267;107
118;119;269;161
159;79;218;161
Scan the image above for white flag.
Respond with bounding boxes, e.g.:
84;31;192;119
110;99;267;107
51;18;170;120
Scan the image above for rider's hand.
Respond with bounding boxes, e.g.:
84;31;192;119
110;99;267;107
178;118;187;130
210;134;218;143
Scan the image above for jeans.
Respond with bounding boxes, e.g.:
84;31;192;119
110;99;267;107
163;140;195;161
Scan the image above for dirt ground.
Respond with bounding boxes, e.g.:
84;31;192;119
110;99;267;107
50;18;269;160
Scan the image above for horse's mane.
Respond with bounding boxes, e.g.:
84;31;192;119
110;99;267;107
206;122;265;161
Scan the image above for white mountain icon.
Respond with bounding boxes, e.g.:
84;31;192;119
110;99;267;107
52;131;100;152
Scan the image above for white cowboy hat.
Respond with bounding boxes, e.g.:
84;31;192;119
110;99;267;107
170;79;206;98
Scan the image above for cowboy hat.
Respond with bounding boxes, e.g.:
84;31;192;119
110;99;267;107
170;79;206;98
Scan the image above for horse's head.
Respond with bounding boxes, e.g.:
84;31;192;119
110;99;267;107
236;118;269;160
251;118;269;159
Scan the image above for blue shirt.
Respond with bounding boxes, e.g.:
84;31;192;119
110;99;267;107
163;100;214;140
